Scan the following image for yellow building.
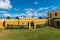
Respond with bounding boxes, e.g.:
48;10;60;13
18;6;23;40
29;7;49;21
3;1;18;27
0;18;47;29
48;10;60;27
0;19;4;29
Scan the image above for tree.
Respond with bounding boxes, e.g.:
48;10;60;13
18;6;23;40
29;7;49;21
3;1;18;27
15;16;19;26
23;16;26;18
38;17;42;19
44;17;48;19
15;16;19;19
6;16;11;19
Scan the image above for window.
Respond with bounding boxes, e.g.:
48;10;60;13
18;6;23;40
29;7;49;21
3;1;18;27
55;12;57;16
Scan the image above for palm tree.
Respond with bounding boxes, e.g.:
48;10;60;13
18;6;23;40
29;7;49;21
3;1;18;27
38;16;42;19
15;16;19;26
6;16;11;19
23;15;26;18
32;16;34;18
15;16;19;19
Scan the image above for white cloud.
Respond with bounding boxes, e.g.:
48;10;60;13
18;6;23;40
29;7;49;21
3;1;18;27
26;11;31;13
28;13;33;16
39;8;43;10
3;13;11;17
0;0;12;9
14;14;20;17
39;7;49;10
25;8;34;11
33;11;38;16
25;8;42;18
34;1;38;4
0;7;51;18
19;13;27;18
51;6;58;10
44;7;49;10
14;8;20;11
0;11;7;13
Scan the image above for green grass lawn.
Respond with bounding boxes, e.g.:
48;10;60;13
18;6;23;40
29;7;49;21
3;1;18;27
0;26;60;40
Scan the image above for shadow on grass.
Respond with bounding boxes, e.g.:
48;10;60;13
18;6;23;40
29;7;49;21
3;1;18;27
5;23;48;29
6;25;28;30
36;23;48;28
49;25;60;29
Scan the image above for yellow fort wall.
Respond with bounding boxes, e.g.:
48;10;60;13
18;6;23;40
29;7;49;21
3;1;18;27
5;19;18;28
19;18;47;25
0;19;4;28
34;19;47;24
0;18;48;29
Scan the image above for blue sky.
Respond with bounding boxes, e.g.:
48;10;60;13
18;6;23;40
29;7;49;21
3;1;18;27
0;0;60;18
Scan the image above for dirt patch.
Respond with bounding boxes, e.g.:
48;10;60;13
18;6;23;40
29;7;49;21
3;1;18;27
0;30;10;37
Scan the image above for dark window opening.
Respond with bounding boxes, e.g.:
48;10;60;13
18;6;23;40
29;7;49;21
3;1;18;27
55;12;57;16
56;21;60;26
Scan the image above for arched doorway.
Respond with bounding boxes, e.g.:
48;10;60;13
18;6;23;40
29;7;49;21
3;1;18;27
28;22;34;29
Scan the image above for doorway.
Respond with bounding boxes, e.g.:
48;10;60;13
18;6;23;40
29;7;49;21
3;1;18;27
28;22;34;29
30;22;34;29
56;21;60;26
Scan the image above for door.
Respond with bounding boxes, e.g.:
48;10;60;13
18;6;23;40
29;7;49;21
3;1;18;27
30;22;34;29
56;21;60;27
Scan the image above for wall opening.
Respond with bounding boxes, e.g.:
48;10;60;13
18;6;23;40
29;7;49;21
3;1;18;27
30;22;34;29
56;21;60;26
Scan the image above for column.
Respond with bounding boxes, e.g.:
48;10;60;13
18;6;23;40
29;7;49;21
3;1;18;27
28;22;31;29
55;22;57;27
34;23;36;29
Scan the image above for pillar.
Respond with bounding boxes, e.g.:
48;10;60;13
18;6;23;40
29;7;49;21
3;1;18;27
55;22;57;27
34;23;36;29
28;22;31;29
